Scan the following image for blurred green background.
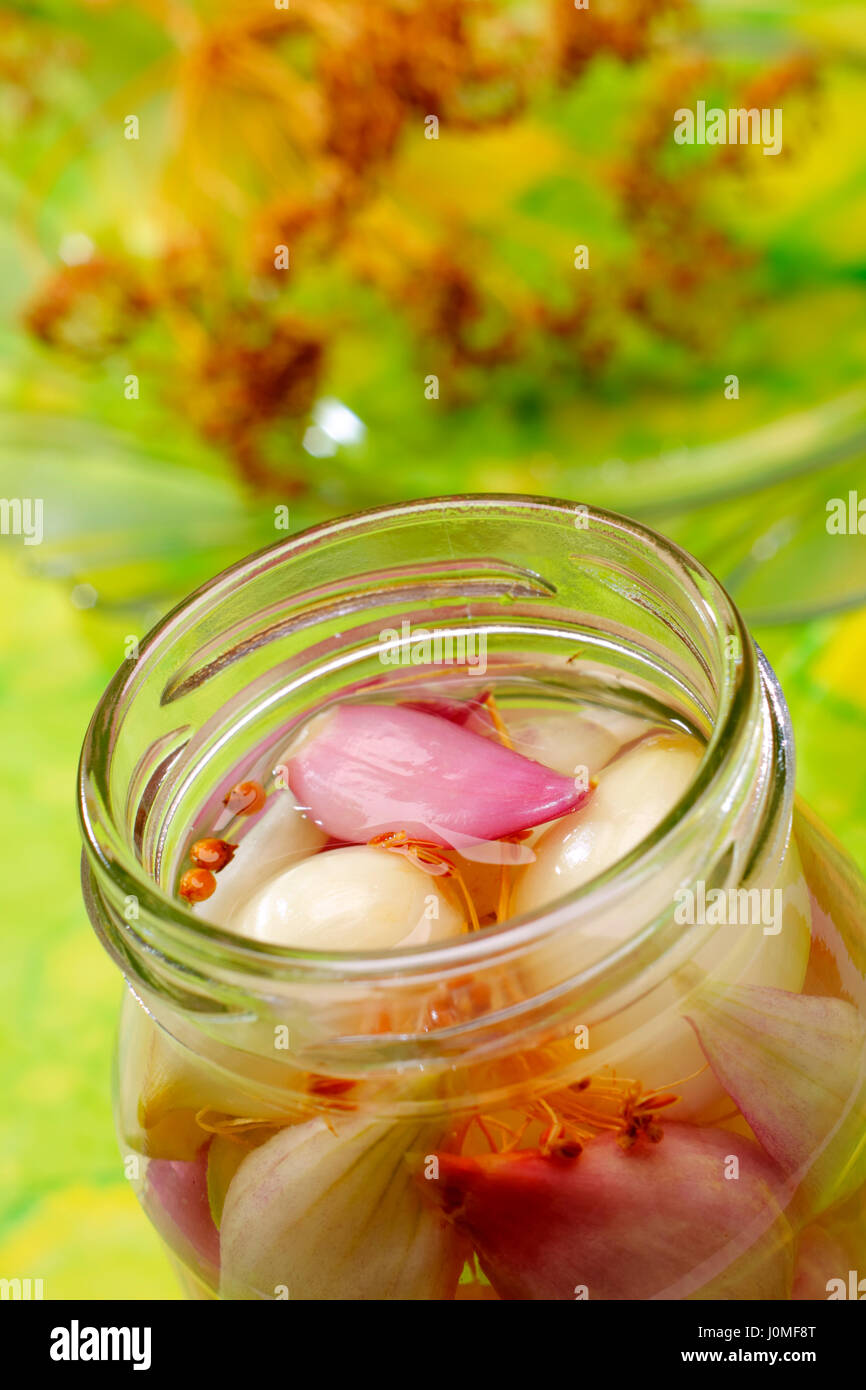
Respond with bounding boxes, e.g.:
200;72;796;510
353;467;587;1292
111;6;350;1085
1;0;865;1296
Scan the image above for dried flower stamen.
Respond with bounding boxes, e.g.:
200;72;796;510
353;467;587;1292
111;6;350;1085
368;830;481;932
190;837;238;871
222;780;266;815
479;690;514;750
179;866;217;903
470;1067;698;1160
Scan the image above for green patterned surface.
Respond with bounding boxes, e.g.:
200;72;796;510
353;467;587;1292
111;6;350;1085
0;555;173;1296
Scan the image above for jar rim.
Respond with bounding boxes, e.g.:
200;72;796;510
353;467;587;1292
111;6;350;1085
78;493;791;1003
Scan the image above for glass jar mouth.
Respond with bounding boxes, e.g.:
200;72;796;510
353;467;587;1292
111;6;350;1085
78;493;792;1004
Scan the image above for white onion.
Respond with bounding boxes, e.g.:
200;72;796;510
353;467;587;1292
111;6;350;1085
220;1110;466;1299
237;844;465;950
504;705;650;779
513;731;702;910
511;732;812;1118
194;791;325;929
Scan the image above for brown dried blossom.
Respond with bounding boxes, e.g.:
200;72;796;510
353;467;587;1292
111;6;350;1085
16;0;814;494
25;259;154;358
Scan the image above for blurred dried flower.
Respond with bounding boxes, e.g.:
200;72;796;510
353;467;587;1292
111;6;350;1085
16;0;819;495
25;258;154;358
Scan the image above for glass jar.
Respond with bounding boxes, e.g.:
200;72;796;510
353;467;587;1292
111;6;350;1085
78;495;866;1301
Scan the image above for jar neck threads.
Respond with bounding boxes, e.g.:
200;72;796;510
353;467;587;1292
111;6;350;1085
80;497;793;1104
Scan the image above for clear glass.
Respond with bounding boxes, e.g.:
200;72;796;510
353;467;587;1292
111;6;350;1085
78;496;866;1301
